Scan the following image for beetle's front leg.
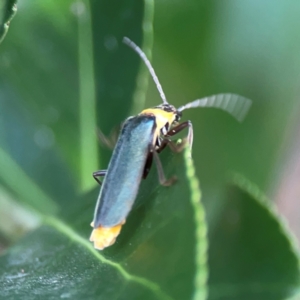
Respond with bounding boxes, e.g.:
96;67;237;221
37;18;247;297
157;121;194;153
93;170;107;186
167;120;193;149
152;147;177;186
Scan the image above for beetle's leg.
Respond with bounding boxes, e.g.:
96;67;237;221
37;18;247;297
156;121;193;154
97;125;120;150
156;138;180;153
167;120;193;150
93;170;107;186
153;149;177;186
156;138;168;153
143;151;153;179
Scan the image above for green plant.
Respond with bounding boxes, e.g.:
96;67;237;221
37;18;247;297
1;1;300;299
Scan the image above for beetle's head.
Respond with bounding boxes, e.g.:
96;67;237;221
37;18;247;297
155;103;182;123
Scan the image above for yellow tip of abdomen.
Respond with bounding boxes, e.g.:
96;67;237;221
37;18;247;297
89;222;124;250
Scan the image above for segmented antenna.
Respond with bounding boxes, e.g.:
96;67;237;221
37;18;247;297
177;94;252;122
123;37;168;105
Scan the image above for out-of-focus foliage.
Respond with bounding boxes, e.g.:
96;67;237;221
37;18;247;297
0;0;300;299
0;0;17;44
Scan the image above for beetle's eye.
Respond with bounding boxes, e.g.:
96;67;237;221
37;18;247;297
161;126;167;135
175;113;181;122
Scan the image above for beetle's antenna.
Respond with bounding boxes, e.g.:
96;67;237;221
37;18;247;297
123;37;168;105
177;93;252;122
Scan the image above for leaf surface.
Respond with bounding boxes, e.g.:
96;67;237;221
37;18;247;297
0;148;208;300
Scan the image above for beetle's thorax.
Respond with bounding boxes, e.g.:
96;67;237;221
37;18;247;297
140;104;180;131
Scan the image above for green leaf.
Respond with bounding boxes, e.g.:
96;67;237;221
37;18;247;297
0;148;208;300
1;224;169;300
1;1;300;299
0;0;17;44
0;147;58;215
208;173;300;300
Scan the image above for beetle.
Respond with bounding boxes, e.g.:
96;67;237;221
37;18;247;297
89;37;252;250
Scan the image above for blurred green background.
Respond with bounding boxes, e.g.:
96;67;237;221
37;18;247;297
144;0;300;241
1;0;300;299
